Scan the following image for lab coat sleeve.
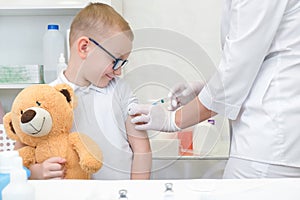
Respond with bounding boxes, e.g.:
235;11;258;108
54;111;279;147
198;0;288;120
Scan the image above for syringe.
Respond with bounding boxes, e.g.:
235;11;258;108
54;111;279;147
151;97;170;105
152;97;179;108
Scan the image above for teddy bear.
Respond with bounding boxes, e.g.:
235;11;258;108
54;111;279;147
3;83;103;179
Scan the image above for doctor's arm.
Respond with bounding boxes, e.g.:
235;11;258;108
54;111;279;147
126;116;152;179
175;97;216;129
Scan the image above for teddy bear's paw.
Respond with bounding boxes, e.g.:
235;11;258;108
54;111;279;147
80;158;103;174
18;146;36;167
69;133;103;173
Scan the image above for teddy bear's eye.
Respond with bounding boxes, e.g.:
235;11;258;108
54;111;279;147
36;101;41;106
20;110;23;115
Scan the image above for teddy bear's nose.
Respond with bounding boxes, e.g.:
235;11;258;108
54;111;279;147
21;109;36;123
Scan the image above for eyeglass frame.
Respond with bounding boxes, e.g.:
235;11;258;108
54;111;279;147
88;37;128;71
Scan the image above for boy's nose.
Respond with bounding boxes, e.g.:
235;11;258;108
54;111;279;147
113;67;122;76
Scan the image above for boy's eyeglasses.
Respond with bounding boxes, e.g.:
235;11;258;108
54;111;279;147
89;38;128;71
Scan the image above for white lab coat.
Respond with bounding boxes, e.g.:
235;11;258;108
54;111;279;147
199;0;300;167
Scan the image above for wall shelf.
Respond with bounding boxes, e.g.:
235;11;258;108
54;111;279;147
0;0;112;16
0;8;81;16
0;84;34;89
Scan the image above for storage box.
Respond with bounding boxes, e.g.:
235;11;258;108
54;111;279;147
0;65;44;84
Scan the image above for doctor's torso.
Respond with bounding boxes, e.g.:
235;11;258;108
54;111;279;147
221;0;300;166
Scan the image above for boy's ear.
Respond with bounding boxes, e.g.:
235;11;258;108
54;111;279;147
77;36;90;59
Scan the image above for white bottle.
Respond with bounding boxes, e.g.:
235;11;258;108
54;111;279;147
57;53;67;77
2;155;35;200
43;24;64;83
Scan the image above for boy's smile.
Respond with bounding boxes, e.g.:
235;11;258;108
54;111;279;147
105;73;114;80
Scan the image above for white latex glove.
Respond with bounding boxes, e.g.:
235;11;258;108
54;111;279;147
128;104;181;132
168;81;204;111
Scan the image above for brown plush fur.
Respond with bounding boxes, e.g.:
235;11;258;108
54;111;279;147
3;84;102;179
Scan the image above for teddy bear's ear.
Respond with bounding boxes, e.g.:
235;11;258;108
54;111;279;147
3;112;20;141
54;84;75;107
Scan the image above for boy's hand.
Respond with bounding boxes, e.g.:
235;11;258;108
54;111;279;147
168;81;204;111
29;157;66;180
128;104;180;132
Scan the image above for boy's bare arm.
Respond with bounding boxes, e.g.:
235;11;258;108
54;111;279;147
126;116;152;179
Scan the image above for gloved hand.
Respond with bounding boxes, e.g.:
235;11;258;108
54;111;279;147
168;81;204;111
128;103;181;132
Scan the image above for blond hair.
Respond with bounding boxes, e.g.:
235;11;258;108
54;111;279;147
69;3;133;47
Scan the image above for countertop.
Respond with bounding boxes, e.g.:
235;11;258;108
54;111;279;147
29;178;300;200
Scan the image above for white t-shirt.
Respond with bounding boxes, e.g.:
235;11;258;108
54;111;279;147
199;0;300;167
51;72;138;179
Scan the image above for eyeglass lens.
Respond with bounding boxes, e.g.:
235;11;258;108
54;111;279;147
113;59;128;70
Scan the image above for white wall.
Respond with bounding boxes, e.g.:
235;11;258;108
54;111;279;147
122;0;223;103
123;0;222;64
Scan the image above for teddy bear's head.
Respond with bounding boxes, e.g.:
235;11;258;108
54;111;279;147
3;84;75;146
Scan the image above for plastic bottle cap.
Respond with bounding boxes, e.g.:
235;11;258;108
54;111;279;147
0;151;20;172
47;24;59;30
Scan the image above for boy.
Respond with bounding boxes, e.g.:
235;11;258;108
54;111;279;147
15;3;152;180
